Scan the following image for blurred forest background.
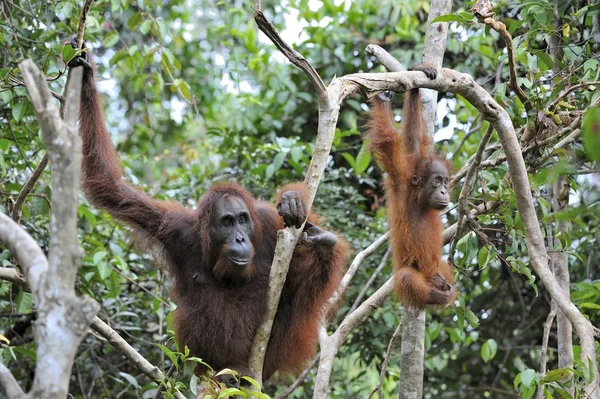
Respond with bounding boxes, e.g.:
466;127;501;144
1;0;599;398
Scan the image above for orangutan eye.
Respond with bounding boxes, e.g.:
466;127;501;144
222;215;234;227
239;213;249;224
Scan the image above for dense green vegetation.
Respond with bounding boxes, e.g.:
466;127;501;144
1;0;599;397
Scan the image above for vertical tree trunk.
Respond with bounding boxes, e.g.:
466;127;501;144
398;1;452;398
548;3;574;385
399;308;426;399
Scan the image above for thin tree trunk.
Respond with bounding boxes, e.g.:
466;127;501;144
399;0;452;397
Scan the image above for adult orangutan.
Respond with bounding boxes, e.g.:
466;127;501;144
67;42;348;380
365;64;455;308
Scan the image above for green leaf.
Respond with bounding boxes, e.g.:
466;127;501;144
103;32;119;48
521;369;536;387
481;340;490;362
61;45;77;64
139;19;153;34
540;368;571;383
583;106;600;164
118;372;141;389
578;302;600;310
240;376;261;390
218;388;245;398
290;146;303;163
341;152;356;170
354;142;371;175
482;339;497;362
12;102;25;122
16;290;32;314
215;368;238;378
97;261;113;280
464;308;479;328
477;245;494;269
156;344;178;367
431;13;472;23
93;250;107;265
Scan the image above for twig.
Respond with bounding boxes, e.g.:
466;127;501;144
549;81;600;111
11;154;48;223
368;318;403;399
450;123;495;263
473;0;532;112
536;305;556;399
326;232;390;310
274;356;318;399
349;247;391;314
0;267;29;289
76;0;94;48
365;45;406;72
253;8;326;100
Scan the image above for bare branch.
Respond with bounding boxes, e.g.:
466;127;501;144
450;123;494;263
248;8;338;383
11;154;48;223
76;0;94;48
326;232;390;310
365;45;406;72
349;248;391;314
474;0;532;112
253;10;326;100
0;267;28;289
18;60;100;398
0;212;48;294
90;318;186;399
536;306;556;399
274;356;318;399
369;318;403;399
0;363;24;398
314;278;394;399
399;306;427;399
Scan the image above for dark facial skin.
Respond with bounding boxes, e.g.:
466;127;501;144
210;195;254;268
422;160;450;210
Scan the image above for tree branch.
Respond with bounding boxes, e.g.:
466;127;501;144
0;267;28;289
365;45;406;72
349;247;391;314
16;60;100;399
0;363;24;398
473;0;532;112
369;318;403;399
326;231;390;310
253;8;326;101
248;5;338;385
11;154;48;223
450;123;494;263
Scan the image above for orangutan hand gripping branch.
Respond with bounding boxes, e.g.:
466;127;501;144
67;40;348;381
366;65;456;308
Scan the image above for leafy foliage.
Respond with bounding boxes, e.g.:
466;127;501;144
0;0;599;398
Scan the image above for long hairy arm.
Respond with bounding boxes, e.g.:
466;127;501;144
69;47;188;238
365;96;406;187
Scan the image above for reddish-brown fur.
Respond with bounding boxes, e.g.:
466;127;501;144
366;88;455;308
75;52;348;379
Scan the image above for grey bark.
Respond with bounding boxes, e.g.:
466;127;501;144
0;63;100;399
